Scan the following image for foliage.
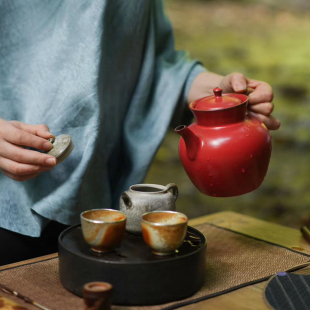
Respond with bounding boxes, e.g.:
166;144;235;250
146;0;310;228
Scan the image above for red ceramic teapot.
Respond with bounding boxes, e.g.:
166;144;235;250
175;87;272;197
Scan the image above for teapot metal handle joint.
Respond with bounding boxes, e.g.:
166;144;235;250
165;183;178;201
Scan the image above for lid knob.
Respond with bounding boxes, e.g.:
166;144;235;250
213;87;222;97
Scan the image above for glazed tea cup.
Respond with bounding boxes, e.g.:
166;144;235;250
141;211;188;256
80;209;126;253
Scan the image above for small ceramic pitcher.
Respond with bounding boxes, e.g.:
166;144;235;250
119;183;178;235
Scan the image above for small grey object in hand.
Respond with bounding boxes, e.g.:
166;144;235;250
47;134;74;164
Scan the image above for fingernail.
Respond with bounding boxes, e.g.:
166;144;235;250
46;157;56;165
235;83;246;92
43;141;52;150
45;132;55;140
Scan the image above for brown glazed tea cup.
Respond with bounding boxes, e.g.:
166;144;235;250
80;209;127;253
83;282;113;310
141;211;188;256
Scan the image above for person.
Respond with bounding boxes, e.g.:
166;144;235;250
0;0;280;266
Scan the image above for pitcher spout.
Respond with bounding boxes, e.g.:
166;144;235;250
175;125;200;160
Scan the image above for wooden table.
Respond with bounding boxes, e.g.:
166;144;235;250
1;211;310;310
187;211;310;310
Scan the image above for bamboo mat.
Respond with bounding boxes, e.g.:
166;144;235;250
0;223;309;310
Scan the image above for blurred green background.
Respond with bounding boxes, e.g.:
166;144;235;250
145;0;310;228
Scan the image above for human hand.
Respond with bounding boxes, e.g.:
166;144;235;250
187;71;280;130
219;73;281;130
0;118;57;181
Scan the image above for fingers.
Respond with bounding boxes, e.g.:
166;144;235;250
248;102;274;116
207;73;280;131
0;119;57;181
222;74;274;104
231;75;274;105
246;81;276;128
3;126;53;151
249;111;281;131
0;156;53;181
222;74;280;130
247;81;274;105
228;75;278;129
9;121;54;140
245;87;255;95
219;72;247;93
0;141;57;166
229;73;247;93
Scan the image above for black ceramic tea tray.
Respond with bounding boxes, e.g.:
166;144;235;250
58;225;207;306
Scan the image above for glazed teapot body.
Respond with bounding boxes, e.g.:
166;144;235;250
119;183;178;235
175;88;272;197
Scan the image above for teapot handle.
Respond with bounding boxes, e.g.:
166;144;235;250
165;183;178;201
121;192;132;209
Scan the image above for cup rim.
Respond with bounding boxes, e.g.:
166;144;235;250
129;183;167;193
80;208;127;224
141;211;188;227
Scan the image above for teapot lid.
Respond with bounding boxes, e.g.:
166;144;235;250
46;134;74;164
190;87;248;111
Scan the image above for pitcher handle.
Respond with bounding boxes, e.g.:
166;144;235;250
165;183;178;201
121;192;132;209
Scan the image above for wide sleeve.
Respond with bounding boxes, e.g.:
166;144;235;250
114;0;206;202
152;0;206;112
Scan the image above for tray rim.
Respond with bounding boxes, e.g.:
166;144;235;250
58;224;207;266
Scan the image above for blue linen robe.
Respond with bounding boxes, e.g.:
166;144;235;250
0;0;205;236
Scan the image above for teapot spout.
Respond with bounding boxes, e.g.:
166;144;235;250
175;125;200;160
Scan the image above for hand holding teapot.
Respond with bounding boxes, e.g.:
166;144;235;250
176;83;275;197
186;72;280;131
